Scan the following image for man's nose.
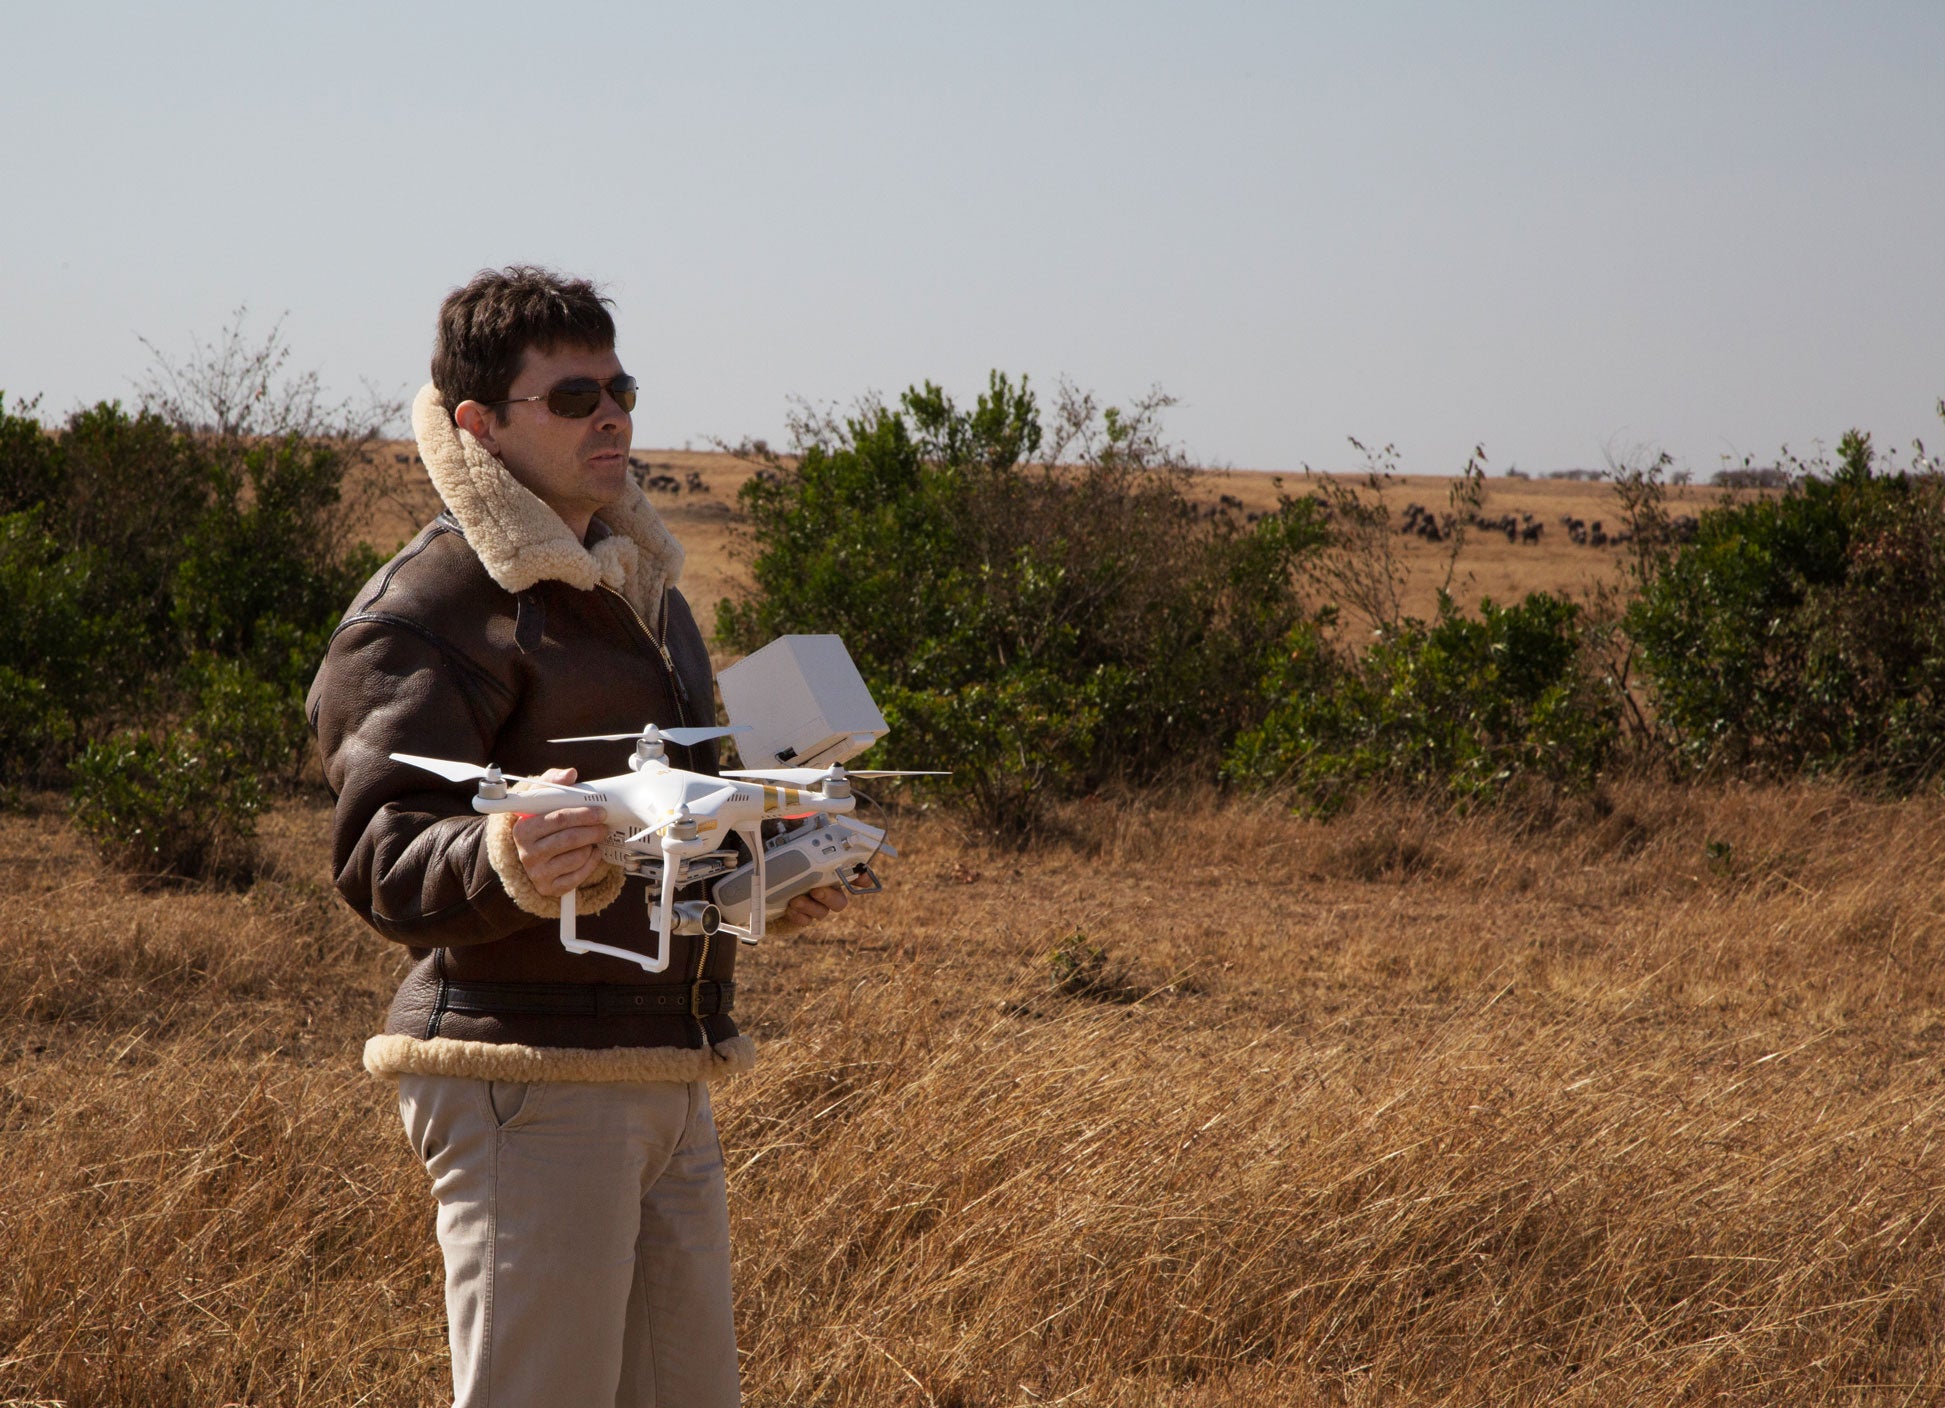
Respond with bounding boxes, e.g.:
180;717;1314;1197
595;385;631;426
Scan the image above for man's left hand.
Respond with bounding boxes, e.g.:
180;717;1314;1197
771;883;852;933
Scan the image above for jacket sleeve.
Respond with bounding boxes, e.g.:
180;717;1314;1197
309;613;537;947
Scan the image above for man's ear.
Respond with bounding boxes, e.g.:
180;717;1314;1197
453;399;501;454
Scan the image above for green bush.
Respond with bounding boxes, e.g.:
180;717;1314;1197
180;654;316;787
0;318;391;844
170;433;380;679
1628;429;1945;780
0;391;64;514
0;508;121;786
65;649;315;881
717;374;1327;838
1226;592;1619;814
0;667;77;799
69;727;264;884
10;401;211;688
877;669;1104;841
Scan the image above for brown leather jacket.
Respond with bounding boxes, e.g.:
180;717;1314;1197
307;385;754;1085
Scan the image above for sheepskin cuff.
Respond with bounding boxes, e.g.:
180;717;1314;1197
485;809;626;919
363;1033;757;1084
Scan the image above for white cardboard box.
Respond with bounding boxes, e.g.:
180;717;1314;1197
716;635;888;769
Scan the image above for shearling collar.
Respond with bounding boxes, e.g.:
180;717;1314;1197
411;382;683;626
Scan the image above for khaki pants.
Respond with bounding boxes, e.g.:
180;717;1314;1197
398;1075;740;1408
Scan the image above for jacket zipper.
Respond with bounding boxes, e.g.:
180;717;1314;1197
602;583;715;1045
600;585;690;725
691;930;713;1045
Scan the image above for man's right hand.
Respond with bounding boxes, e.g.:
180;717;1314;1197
509;767;609;897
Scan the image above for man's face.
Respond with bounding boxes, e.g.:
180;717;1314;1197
464;342;633;535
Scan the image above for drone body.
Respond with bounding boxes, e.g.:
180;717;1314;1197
391;722;941;973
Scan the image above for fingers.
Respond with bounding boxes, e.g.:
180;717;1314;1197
554;845;607;895
784;883;852;926
512;773;608;897
513;808;608;858
513;805;608;845
518;837;605;898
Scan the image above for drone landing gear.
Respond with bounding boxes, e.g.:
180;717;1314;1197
560;886;680;972
715;824;769;948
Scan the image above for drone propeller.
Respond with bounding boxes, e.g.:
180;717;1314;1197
624;786;738;845
549;723;751;747
391;753;539;785
720;765;950;786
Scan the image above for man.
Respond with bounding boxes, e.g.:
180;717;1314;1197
308;266;843;1407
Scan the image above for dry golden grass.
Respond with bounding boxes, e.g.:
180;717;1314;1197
1191;466;1766;626
0;449;1893;1403
6;774;1945;1404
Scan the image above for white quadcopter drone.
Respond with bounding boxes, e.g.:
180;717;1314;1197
391;720;943;973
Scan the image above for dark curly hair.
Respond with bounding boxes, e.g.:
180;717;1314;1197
431;266;616;423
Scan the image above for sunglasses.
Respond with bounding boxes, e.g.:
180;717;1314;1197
489;374;639;419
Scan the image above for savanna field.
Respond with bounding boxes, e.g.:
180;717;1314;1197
4;452;1943;1405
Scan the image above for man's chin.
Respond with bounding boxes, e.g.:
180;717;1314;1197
585;460;630;498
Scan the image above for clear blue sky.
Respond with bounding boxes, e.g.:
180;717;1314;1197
3;1;1940;476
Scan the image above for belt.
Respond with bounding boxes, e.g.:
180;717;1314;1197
436;978;734;1020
